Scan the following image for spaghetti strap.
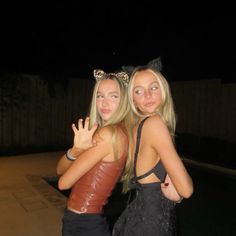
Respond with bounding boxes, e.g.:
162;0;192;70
132;116;167;183
133;117;150;177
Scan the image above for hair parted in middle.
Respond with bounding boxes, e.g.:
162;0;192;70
88;69;130;129
121;57;176;137
120;59;177;192
128;66;176;138
88;69;134;193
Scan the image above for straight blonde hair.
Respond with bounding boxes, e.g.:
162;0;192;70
88;73;134;193
122;66;177;192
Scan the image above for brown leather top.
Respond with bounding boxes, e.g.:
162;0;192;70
67;125;128;214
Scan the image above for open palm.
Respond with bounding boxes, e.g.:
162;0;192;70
72;117;98;150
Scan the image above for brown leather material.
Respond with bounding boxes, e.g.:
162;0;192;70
67;125;128;214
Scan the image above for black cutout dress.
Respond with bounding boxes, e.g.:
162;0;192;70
112;117;177;236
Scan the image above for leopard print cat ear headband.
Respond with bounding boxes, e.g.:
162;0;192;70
93;69;129;87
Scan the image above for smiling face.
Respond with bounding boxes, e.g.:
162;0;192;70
132;69;162;115
96;79;121;122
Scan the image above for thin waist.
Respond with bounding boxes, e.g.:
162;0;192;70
134;181;162;188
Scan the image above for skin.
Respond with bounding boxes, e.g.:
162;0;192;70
96;79;120;122
57;79;126;190
132;70;193;200
133;71;162;115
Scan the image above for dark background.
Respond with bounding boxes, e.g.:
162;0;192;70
0;3;235;235
0;1;235;82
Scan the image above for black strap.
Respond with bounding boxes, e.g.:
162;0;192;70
135;168;156;181
132;116;167;183
133;117;150;177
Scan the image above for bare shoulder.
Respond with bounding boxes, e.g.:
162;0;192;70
143;115;168;134
94;126;113;143
141;115;173;150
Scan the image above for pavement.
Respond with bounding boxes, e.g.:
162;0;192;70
0;151;66;236
1;152;236;236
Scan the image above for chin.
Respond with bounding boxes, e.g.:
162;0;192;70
101;114;112;121
143;109;156;115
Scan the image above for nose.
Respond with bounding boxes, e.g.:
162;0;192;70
144;90;151;98
102;98;109;107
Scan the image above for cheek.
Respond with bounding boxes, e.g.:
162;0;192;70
96;100;102;109
110;99;120;110
133;95;142;106
156;93;162;102
114;100;120;109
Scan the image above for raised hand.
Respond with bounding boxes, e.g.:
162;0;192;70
72;117;98;151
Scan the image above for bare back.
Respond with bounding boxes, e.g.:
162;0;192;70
132;117;163;184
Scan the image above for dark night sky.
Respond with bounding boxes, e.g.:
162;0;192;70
0;2;235;82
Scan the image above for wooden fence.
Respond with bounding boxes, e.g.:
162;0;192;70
0;73;235;167
171;79;236;168
0;73;94;155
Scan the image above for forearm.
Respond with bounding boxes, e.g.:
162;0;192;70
174;174;194;199
56;147;85;175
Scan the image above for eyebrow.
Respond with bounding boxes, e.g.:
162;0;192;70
133;86;142;89
97;91;119;94
134;81;159;88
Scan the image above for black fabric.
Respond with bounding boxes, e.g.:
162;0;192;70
62;209;111;236
112;117;177;236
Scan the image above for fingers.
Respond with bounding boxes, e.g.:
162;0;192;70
161;182;168;189
71;123;78;133
78;118;83;130
72;117;97;134
90;122;98;133
84;117;90;130
72;118;83;133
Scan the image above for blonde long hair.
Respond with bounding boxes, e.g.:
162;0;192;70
88;71;134;193
128;67;176;135
122;66;177;192
89;72;130;128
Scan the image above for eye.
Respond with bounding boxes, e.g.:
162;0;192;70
96;94;103;99
151;86;158;91
110;95;119;101
134;89;143;95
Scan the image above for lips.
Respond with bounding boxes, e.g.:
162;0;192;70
101;109;111;114
144;102;155;107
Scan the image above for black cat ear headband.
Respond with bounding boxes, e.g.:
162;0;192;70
121;57;163;76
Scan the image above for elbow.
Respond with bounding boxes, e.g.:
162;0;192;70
183;188;193;199
56;166;63;176
181;176;194;199
58;178;70;191
188;185;194;198
182;184;194;199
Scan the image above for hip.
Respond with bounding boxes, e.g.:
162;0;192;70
62;209;110;236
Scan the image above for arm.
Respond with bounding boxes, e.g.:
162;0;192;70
58;126;113;190
56;147;85;176
56;117;98;175
161;174;183;202
146;116;193;199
